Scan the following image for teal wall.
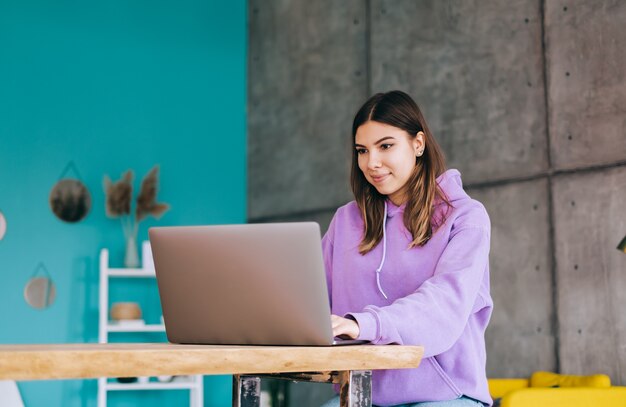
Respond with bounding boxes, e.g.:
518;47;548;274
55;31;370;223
0;0;246;406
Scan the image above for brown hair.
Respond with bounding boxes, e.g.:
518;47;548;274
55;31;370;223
350;90;451;254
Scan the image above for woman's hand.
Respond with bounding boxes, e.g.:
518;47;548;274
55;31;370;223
331;314;360;339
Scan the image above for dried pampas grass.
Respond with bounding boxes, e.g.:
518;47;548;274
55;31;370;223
104;170;134;218
136;166;170;222
103;166;170;235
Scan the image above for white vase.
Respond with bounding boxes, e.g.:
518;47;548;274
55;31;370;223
124;232;139;268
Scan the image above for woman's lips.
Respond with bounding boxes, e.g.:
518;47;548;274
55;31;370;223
370;174;389;183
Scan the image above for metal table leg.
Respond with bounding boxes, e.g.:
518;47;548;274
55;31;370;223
233;375;261;407
338;371;372;407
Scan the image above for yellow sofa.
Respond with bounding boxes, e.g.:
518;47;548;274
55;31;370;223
488;372;626;406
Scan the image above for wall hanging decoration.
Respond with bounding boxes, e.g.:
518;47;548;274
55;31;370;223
24;262;56;309
103;166;169;268
49;161;91;223
0;209;6;240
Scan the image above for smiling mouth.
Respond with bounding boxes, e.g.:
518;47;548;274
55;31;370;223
370;174;389;183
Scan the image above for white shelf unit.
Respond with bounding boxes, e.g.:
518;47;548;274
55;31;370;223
98;248;203;407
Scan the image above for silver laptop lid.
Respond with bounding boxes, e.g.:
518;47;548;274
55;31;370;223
149;222;336;346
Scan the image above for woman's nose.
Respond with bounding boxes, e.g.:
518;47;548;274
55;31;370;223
367;153;382;169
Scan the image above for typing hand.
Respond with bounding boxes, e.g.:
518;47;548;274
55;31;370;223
331;314;360;340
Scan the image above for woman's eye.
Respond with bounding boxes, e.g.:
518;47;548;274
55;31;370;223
381;144;393;150
356;149;367;155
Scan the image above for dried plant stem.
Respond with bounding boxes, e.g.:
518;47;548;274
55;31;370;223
120;216;138;240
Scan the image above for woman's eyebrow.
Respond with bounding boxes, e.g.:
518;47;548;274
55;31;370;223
355;136;396;148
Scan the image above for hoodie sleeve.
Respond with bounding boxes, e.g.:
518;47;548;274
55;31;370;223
347;217;490;358
321;215;336;308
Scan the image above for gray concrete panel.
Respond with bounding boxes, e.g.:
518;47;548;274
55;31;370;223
552;167;626;384
469;178;556;377
248;0;367;220
370;0;548;184
255;208;337;236
545;1;626;170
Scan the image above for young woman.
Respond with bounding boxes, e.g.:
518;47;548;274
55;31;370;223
321;91;492;407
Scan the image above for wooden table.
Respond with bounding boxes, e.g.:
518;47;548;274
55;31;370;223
0;343;423;407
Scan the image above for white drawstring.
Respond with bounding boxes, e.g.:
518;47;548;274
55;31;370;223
375;201;389;299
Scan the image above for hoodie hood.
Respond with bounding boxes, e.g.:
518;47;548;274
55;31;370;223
435;169;470;204
386;168;469;216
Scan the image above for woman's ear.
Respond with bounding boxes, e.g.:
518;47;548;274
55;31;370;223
414;131;425;156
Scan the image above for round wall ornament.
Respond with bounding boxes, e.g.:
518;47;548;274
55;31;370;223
0;210;6;240
49;161;91;223
24;263;56;309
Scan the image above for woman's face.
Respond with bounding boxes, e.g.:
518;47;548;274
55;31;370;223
355;121;424;205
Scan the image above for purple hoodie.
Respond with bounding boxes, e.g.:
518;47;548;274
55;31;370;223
322;169;492;406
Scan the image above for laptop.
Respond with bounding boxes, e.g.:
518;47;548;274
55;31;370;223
148;222;368;346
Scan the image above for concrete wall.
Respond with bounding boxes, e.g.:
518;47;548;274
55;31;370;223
248;0;626;404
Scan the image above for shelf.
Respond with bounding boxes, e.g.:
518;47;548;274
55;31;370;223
106;380;199;391
107;268;156;278
107;323;165;333
99;247;203;406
